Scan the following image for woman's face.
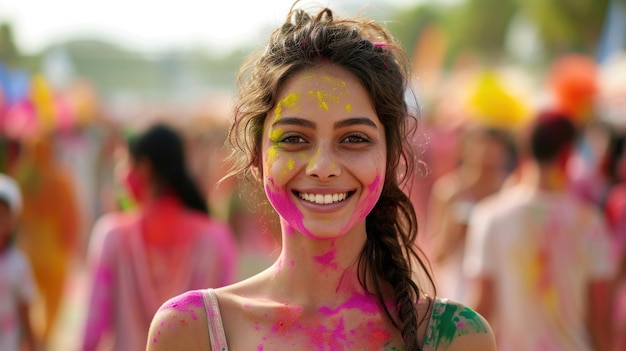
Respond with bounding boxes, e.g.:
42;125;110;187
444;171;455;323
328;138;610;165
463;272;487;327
115;149;150;204
260;64;387;240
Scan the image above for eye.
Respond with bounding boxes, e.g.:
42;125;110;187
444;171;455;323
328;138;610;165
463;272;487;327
279;134;307;144
341;133;371;144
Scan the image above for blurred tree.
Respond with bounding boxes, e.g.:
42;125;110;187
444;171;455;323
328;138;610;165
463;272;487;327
387;3;447;59
0;23;20;66
443;0;518;66
389;0;518;68
389;0;622;69
519;0;611;56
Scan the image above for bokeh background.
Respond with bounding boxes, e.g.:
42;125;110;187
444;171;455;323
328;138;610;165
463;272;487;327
0;0;625;350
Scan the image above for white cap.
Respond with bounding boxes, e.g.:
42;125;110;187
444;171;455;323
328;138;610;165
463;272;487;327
0;173;22;216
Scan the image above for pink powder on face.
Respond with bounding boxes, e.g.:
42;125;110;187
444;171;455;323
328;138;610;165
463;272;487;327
313;248;338;270
265;181;310;236
340;175;383;233
158;290;204;320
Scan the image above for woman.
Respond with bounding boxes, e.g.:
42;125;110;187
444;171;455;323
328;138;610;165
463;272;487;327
147;3;495;350
81;123;239;351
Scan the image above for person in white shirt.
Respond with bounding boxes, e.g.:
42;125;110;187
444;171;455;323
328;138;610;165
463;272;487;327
464;111;616;351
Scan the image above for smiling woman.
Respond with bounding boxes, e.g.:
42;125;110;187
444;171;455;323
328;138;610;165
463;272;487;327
146;1;496;350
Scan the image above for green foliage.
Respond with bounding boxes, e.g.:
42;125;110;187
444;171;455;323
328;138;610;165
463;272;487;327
518;0;611;55
387;4;447;59
0;24;20;66
443;0;518;65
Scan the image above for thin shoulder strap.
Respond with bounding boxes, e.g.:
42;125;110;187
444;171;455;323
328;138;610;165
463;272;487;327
202;288;228;351
422;297;449;351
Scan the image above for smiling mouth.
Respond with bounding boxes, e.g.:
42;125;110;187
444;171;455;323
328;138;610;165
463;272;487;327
296;191;355;205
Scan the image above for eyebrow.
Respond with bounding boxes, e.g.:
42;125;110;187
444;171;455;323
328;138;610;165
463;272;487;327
272;117;315;129
334;117;378;129
272;117;378;130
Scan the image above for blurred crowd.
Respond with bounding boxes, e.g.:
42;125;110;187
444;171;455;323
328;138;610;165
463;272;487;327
0;46;625;350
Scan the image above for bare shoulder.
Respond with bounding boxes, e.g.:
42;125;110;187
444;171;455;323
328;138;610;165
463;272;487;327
146;289;210;351
426;299;496;351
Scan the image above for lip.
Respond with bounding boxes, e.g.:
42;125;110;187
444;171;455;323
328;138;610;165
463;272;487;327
292;188;356;212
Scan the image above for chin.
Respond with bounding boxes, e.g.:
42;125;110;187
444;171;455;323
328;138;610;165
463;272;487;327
297;221;354;240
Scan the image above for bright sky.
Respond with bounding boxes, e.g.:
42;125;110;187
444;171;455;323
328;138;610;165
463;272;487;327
0;0;420;55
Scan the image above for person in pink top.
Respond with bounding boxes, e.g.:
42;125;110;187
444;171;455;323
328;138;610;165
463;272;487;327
80;123;239;351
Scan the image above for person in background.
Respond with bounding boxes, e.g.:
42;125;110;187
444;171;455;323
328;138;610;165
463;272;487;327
603;131;626;351
427;124;515;302
147;2;495;350
12;135;81;345
81;122;239;351
464;111;616;351
0;173;39;351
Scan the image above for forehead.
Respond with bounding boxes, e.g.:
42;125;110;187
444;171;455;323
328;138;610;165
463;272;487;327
278;64;369;100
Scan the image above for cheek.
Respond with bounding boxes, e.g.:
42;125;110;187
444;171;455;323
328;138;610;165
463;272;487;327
345;173;384;230
264;177;307;236
264;147;300;184
263;148;310;235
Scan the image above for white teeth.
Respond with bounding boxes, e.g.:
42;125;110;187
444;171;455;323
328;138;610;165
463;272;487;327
298;192;349;204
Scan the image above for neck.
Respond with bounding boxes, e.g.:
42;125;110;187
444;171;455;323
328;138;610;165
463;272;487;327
141;193;182;214
520;161;568;192
268;220;371;309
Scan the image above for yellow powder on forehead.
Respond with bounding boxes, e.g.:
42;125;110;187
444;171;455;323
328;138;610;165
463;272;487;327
314;90;329;111
270;93;299;141
308;89;345;113
322;75;347;88
274;92;300;121
345;104;352;112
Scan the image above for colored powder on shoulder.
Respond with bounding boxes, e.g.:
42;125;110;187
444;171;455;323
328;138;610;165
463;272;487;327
159;289;204;320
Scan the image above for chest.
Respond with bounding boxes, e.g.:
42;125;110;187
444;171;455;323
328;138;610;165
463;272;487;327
225;311;405;351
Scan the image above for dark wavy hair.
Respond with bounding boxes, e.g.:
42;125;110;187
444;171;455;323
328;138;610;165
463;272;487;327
226;3;435;350
128;123;208;214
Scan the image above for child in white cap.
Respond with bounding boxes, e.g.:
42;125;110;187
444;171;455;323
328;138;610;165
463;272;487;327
0;173;38;351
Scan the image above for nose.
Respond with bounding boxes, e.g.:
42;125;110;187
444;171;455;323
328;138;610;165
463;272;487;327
305;146;341;181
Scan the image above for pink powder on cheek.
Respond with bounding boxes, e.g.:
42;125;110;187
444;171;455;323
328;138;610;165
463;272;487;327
264;180;311;237
341;175;383;233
